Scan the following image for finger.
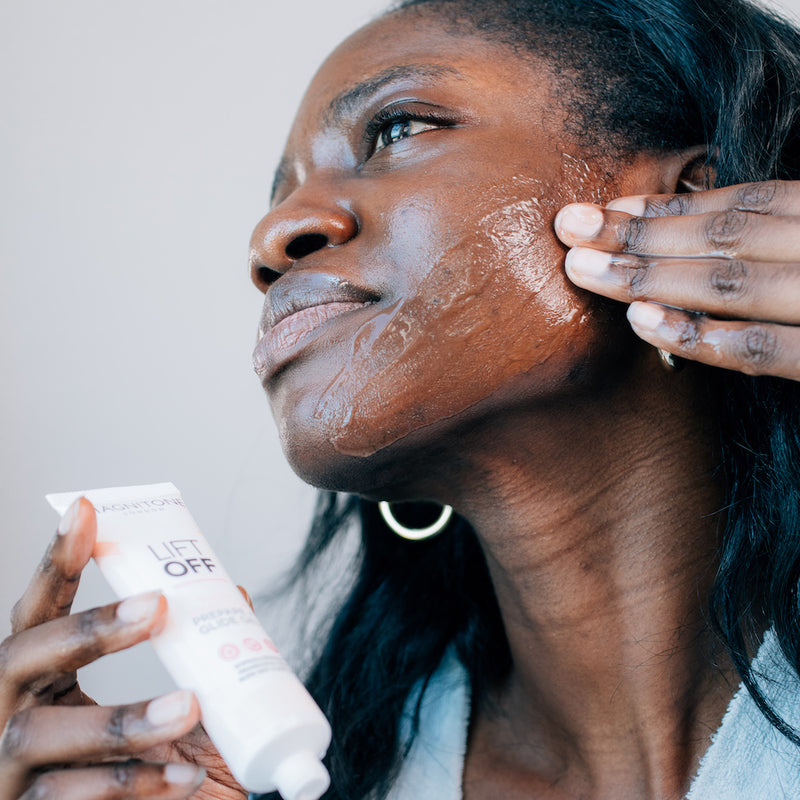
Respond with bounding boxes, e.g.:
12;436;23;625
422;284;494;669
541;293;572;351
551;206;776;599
606;180;800;218
0;593;165;706
237;585;255;612
626;302;800;381
565;248;800;325
11;498;96;634
554;203;800;262
19;762;205;800
0;691;200;783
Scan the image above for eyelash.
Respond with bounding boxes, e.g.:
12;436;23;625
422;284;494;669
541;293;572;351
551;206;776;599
363;105;453;157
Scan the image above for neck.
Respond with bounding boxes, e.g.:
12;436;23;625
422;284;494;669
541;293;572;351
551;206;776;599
443;359;735;799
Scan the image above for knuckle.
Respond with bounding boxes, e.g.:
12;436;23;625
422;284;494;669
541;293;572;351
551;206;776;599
40;538;81;585
0;635;28;693
626;262;653;298
705;209;749;253
621;216;648;252
735;180;779;213
77;606;102;638
104;705;132;748
38;542;56;576
1;708;33;760
677;316;702;350
708;260;748;306
663;194;691;216
111;758;138;788
68;606;112;665
736;326;779;374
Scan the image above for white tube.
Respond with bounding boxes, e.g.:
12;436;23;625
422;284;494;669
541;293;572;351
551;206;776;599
46;482;331;799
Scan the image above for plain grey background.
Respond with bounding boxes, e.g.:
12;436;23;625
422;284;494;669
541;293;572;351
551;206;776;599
2;0;800;704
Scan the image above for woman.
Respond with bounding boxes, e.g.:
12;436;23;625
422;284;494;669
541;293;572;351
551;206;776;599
1;0;799;797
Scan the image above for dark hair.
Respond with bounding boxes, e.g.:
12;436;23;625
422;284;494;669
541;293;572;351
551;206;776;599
255;2;800;798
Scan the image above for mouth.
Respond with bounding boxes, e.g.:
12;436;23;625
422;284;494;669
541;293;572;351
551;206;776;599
253;275;379;380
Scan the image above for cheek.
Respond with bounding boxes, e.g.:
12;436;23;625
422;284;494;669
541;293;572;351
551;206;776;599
311;175;598;458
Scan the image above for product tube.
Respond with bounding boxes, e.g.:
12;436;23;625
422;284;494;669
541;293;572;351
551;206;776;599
46;482;331;799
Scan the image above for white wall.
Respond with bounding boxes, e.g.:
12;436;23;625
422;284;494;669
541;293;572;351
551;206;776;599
2;0;799;705
772;0;800;19
0;0;386;704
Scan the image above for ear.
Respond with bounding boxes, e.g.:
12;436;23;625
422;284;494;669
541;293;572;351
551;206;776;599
649;145;715;196
672;145;716;193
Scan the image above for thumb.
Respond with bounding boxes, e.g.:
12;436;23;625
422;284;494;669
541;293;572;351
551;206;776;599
237;585;255;612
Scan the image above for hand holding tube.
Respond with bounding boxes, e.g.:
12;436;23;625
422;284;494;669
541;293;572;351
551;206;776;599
0;498;246;800
44;483;331;799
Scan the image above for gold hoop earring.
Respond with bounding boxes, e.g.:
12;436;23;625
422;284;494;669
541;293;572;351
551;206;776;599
658;348;684;372
378;501;453;541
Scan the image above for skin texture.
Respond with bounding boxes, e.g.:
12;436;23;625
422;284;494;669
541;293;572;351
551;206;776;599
2;7;799;800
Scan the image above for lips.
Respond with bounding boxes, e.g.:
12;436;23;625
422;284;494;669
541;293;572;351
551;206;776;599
253;273;378;379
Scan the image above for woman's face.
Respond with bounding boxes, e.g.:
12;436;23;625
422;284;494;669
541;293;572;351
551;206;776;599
250;10;657;493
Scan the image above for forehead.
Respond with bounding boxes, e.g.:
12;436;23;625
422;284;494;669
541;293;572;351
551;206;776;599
272;10;561;200
293;9;545;131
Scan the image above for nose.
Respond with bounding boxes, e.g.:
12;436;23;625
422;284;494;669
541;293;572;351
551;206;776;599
249;186;359;293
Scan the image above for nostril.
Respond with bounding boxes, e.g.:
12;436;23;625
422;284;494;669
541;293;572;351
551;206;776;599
255;264;282;287
285;233;329;260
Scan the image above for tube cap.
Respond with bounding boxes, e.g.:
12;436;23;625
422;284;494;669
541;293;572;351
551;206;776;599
272;750;330;800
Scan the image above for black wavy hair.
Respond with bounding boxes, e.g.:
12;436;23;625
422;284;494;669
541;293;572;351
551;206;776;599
255;2;800;798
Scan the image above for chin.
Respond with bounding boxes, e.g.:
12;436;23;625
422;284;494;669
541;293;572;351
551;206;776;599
281;432;369;493
272;401;391;495
273;398;451;500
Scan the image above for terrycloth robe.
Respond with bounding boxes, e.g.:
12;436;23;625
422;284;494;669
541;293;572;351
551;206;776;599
384;630;800;800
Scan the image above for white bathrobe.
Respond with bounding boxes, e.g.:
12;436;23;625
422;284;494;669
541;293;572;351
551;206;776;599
385;630;800;800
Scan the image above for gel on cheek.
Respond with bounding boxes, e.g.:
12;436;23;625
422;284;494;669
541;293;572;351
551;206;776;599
310;167;600;458
311;188;563;457
560;153;609;205
310;236;495;455
46;483;331;800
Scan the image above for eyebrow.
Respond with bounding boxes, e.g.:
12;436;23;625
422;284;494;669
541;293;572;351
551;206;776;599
270;63;462;202
324;63;461;124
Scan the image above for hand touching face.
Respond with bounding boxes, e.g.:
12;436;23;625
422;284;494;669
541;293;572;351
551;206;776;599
557;181;800;382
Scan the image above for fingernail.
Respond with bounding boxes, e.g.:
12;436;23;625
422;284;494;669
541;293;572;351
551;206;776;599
606;196;646;215
146;689;194;727
555;204;603;238
164;763;205;785
565;247;611;279
116;591;162;624
58;498;82;535
627;302;665;332
237;584;255;611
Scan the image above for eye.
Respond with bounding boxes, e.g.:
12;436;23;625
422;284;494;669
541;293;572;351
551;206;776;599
364;103;456;159
372;117;440;154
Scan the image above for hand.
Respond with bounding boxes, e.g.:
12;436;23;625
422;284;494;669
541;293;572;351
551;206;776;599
0;498;246;800
554;180;800;381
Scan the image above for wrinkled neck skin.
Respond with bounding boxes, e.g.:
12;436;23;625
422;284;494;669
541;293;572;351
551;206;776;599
432;357;733;800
